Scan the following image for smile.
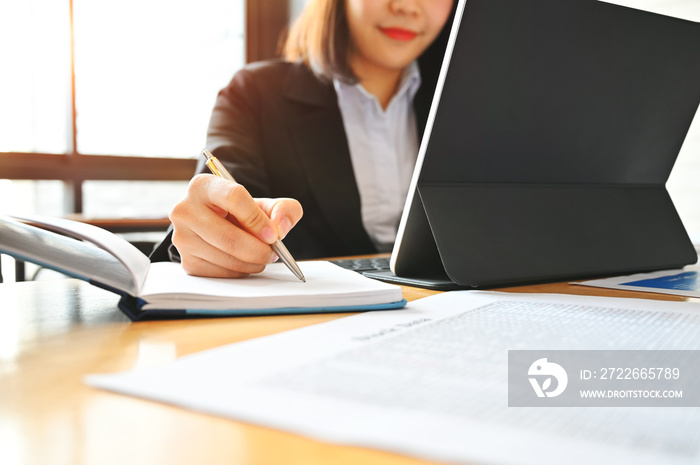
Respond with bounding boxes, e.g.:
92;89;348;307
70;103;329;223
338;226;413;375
379;27;418;41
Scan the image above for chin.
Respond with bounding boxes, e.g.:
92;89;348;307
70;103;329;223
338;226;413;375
375;51;420;69
387;45;427;64
384;56;419;70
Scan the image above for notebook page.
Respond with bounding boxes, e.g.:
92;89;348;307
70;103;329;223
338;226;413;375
138;261;403;310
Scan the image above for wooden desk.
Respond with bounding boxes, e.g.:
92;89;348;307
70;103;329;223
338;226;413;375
0;277;694;465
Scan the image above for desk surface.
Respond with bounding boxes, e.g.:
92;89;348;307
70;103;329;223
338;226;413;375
0;275;695;465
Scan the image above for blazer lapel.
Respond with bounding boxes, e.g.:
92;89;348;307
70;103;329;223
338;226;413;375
283;66;375;254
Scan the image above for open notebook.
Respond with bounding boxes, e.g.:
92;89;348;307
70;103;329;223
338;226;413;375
0;215;405;321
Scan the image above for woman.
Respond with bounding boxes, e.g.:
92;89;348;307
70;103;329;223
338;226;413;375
153;0;455;277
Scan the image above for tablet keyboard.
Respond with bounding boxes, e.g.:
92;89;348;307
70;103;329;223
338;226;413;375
331;257;391;273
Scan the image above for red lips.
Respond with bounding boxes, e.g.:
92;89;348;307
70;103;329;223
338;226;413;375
380;27;418;41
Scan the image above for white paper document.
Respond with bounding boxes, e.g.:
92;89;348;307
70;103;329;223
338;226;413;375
87;292;700;465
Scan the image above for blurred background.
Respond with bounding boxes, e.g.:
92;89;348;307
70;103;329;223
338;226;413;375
1;0;698;281
0;0;304;280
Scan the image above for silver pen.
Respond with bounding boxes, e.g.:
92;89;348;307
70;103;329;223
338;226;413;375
202;149;306;282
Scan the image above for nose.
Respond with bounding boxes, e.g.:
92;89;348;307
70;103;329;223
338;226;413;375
389;0;420;16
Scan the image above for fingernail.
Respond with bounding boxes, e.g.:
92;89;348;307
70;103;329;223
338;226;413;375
269;253;280;264
278;217;292;239
261;227;277;243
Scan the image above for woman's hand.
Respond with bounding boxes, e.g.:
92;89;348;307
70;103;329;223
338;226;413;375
169;174;303;278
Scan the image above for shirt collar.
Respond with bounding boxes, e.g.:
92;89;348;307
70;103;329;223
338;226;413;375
395;60;422;102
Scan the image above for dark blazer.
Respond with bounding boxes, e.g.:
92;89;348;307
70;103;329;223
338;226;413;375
151;21;450;262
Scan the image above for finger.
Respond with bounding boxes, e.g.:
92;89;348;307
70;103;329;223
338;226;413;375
174;227;271;276
255;198;304;239
180;254;253;279
187;209;276;265
190;174;279;244
170;186;276;266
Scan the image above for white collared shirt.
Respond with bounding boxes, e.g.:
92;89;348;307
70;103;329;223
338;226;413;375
334;62;421;251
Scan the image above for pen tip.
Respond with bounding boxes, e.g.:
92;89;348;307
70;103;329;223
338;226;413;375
301;277;306;283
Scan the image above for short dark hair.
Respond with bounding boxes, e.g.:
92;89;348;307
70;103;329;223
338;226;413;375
283;0;357;83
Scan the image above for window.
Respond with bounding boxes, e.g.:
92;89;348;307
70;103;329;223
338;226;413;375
1;0;245;158
0;0;71;155
73;0;245;158
0;0;249;217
